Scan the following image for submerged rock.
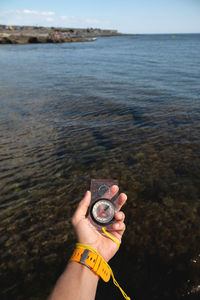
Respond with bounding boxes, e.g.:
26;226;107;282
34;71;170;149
162;196;174;207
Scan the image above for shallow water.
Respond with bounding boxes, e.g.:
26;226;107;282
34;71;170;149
0;34;200;299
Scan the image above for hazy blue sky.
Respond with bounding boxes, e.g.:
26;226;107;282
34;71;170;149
0;0;200;33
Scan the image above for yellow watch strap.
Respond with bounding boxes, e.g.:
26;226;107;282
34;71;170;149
70;244;131;300
70;248;111;282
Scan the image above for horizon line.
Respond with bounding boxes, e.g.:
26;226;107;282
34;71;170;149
0;24;199;35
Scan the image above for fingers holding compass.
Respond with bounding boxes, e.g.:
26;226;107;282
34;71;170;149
114;192;127;211
105;210;126;238
102;184;119;200
111;195;127;237
112;211;126;233
103;184;127;211
115;211;125;222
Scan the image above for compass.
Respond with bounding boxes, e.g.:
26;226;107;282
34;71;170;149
90;198;117;226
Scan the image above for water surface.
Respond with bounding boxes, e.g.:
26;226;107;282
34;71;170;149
0;34;200;299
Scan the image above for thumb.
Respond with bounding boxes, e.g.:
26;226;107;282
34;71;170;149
72;191;91;225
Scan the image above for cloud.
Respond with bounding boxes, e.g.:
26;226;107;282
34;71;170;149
60;16;69;20
0;9;111;29
46;17;54;22
23;9;37;14
42;11;55;16
23;9;55;16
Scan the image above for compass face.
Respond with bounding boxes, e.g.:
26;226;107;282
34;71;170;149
90;198;116;226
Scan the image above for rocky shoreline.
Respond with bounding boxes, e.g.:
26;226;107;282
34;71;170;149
0;25;122;44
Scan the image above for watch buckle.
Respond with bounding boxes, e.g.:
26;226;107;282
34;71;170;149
80;249;91;269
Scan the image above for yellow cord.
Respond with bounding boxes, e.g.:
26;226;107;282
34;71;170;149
76;243;131;300
102;226;120;249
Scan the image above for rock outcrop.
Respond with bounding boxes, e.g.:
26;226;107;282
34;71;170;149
0;25;122;44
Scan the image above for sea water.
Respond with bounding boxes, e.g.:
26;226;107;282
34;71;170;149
0;34;200;299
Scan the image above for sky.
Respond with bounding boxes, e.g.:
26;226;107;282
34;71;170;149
0;0;200;34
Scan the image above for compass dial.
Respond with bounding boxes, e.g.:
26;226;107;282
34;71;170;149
90;198;116;226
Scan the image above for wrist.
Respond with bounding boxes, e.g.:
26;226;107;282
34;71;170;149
68;261;100;280
70;245;111;282
70;244;131;300
76;242;111;262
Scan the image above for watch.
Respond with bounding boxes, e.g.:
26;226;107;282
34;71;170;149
70;247;111;282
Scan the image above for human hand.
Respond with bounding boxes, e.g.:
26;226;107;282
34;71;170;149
72;186;127;262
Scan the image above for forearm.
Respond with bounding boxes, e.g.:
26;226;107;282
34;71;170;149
48;261;99;300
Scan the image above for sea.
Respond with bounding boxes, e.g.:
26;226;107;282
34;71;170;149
0;34;200;300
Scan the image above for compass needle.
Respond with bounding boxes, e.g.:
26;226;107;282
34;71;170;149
90;199;116;226
97;205;109;217
97;211;104;217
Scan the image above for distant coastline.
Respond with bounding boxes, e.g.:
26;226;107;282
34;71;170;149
0;24;123;44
